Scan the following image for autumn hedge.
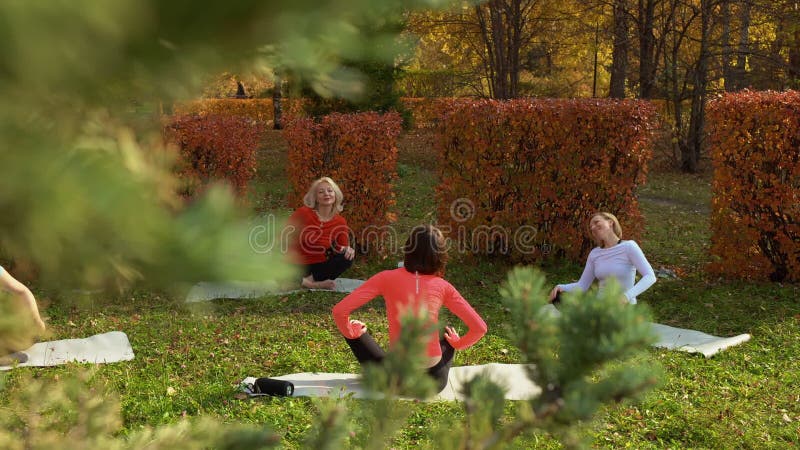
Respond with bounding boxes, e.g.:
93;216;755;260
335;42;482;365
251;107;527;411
173;98;308;127
399;97;474;129
284;112;402;253
435;99;657;263
164;114;261;199
707;90;800;282
175;97;472;130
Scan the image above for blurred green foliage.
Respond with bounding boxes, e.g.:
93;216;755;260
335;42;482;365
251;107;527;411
0;0;456;291
0;370;281;450
500;268;660;424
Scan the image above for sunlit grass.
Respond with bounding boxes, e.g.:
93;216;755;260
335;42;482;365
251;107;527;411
2;131;798;449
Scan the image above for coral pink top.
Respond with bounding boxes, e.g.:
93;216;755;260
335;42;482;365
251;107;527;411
332;268;488;358
288;206;350;265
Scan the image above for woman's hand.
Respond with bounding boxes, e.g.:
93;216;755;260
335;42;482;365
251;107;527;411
548;286;563;301
349;319;367;338
444;326;460;347
342;246;355;261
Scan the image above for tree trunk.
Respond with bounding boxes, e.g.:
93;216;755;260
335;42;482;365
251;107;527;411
670;31;683;167
272;70;283;130
732;0;751;90
610;0;629;98
509;0;521;98
490;2;509;98
683;0;712;173
475;0;524;99
789;29;800;87
721;0;734;91
638;0;657;98
475;4;497;98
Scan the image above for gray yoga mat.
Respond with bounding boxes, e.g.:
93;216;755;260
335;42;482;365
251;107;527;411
238;321;750;401
0;331;135;371
650;323;751;357
240;363;540;401
185;278;365;303
540;304;750;358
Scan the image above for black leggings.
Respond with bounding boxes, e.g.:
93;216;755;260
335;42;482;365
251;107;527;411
306;253;353;281
344;332;455;393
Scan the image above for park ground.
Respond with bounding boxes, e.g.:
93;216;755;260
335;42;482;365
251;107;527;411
2;129;799;449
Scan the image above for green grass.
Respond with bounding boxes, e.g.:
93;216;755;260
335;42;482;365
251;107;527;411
250;129;292;214
637;171;713;278
2;131;799;449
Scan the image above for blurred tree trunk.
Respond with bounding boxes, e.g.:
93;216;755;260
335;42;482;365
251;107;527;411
273;70;283;130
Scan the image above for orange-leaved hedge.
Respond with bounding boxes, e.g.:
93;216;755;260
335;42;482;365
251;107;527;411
399;97;474;129
707;90;800;282
173;98;309;127
284;112;402;253
164;114;261;199
174;99;273;126
435;99;657;263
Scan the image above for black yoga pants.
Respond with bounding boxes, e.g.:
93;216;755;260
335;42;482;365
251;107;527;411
306;253;353;281
344;332;455;392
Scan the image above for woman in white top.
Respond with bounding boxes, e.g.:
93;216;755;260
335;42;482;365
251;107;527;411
549;212;656;305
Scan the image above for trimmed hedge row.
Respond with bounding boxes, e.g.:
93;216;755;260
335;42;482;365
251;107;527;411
435;99;657;263
707;90;800;282
173;99;307;128
284;112;403;253
164;114;261;199
398;97;471;129
175;97;471;130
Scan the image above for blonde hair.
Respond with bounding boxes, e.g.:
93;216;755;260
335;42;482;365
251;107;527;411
589;212;622;245
303;177;344;212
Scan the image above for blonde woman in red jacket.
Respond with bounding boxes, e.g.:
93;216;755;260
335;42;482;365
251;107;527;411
288;177;355;290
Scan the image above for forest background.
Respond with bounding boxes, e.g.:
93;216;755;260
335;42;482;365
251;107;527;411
209;0;800;173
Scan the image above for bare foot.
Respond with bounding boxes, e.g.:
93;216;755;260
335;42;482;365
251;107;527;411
316;279;336;290
301;276;336;290
301;276;315;289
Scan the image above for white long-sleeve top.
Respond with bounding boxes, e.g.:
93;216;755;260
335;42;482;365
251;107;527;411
557;240;656;304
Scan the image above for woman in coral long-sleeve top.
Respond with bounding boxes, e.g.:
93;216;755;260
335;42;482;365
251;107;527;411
332;225;487;392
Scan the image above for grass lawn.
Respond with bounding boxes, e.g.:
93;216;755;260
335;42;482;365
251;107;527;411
2;129;799;449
